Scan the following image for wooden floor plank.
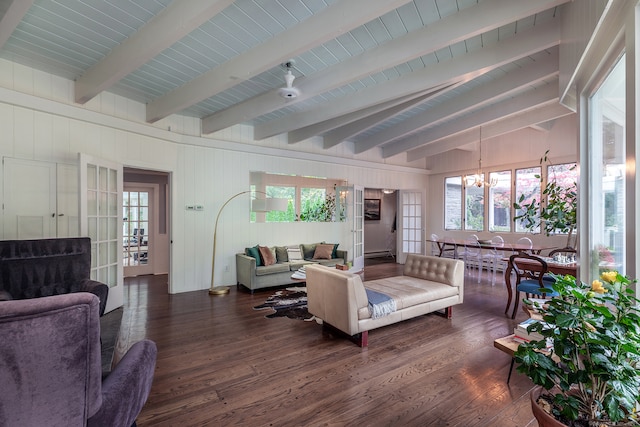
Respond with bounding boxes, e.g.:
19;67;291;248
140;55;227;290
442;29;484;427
119;260;539;426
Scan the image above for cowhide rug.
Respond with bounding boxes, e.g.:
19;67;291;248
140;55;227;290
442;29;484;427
253;287;318;321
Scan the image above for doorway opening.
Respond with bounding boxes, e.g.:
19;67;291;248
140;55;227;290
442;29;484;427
123;168;170;280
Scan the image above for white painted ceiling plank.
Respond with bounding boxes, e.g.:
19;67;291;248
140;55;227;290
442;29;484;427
0;0;34;49
145;0;413;123
353;49;559;153
203;0;568;135
75;0;235;104
383;82;559;158
255;20;560;140
407;104;574;160
322;82;463;148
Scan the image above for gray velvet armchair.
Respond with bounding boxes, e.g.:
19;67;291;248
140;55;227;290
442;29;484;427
0;292;157;427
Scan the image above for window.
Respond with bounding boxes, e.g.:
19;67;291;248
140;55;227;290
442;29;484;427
464;178;484;231
514;167;541;233
488;171;511;232
589;54;625;277
265;186;294;222
300;187;329;221
444;176;462;230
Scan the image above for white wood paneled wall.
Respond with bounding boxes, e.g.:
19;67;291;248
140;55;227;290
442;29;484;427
0;58;428;293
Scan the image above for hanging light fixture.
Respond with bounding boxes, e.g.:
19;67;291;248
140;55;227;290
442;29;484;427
464;127;498;188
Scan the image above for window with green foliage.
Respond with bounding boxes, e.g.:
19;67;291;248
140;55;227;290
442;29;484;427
265;186;295;222
514;167;541;233
488;170;511;232
465;178;484;231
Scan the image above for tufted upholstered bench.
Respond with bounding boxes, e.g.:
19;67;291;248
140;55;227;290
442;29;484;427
306;254;464;346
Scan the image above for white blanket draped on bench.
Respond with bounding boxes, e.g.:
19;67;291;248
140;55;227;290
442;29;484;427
365;288;396;319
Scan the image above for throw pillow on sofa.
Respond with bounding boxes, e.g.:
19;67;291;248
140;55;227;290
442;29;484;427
258;246;276;266
287;246;303;261
301;243;321;260
313;244;334;260
275;246;288;263
245;246;262;267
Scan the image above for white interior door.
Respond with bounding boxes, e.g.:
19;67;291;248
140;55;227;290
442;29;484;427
352;185;365;271
79;153;123;313
398;190;424;263
56;163;79;237
3;158;57;239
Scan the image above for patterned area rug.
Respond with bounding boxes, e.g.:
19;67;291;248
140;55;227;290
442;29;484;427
253;287;315;321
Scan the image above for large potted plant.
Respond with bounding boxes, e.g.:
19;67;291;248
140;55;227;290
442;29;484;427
514;272;640;426
513;150;577;248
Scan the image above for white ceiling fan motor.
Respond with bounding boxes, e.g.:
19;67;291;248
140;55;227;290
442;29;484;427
278;60;300;99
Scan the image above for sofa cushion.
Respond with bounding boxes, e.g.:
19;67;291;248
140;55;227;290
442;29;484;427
364;277;459;310
313;244;334;259
255;263;290;276
288;260;315;271
301;243;320;260
275;246;288;263
245;246;262;267
287;246;303;261
258;246;275;266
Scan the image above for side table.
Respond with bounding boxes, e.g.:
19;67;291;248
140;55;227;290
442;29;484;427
494;334;521;384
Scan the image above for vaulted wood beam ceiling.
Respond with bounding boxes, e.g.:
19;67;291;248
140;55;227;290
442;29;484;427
407;103;574;160
384;82;559;158
321;83;463;149
287;83;457;145
203;0;570;136
0;0;33;49
378;80;558;160
146;0;412;123
75;0;235;104
255;19;561;140
353;48;560;154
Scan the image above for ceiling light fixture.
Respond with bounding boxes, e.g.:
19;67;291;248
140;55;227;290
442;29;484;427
278;60;300;99
382;189;395;194
464;127;497;188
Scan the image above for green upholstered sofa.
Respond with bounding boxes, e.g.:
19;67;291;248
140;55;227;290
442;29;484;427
236;243;347;292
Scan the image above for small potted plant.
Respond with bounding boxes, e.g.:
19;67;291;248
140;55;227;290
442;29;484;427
514;271;640;426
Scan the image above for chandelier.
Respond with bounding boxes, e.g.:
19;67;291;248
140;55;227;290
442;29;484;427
464;127;497;188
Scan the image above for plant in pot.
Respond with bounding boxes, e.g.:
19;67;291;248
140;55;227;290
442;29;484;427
514;271;640;426
513;150;577;249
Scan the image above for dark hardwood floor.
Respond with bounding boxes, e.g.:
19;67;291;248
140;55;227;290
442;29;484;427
117;259;539;427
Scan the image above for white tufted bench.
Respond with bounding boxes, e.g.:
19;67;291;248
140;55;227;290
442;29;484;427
306;254;464;347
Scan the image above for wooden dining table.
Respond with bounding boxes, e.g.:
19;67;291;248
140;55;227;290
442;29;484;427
503;256;578;317
427;237;557;257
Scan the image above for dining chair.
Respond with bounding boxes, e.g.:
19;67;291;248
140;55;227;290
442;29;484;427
430;233;441;256
548;247;577;260
509;253;559;318
481;235;506;285
440;236;458;259
461;235;482;279
516;237;534;254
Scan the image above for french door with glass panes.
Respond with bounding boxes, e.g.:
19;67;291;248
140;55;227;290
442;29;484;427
123;188;153;276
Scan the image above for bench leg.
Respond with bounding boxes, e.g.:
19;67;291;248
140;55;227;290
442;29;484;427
322;323;369;347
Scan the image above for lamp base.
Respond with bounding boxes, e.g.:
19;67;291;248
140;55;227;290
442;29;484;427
208;286;230;295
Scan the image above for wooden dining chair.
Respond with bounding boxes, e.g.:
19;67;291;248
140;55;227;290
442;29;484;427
509;252;559;319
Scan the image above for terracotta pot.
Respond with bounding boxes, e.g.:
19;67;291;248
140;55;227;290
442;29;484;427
530;386;566;427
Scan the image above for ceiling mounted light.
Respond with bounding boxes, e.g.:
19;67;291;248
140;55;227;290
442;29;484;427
382;189;395;194
278;60;300;99
464;127;497;188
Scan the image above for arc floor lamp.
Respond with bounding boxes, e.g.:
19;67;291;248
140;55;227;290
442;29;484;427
209;190;288;295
